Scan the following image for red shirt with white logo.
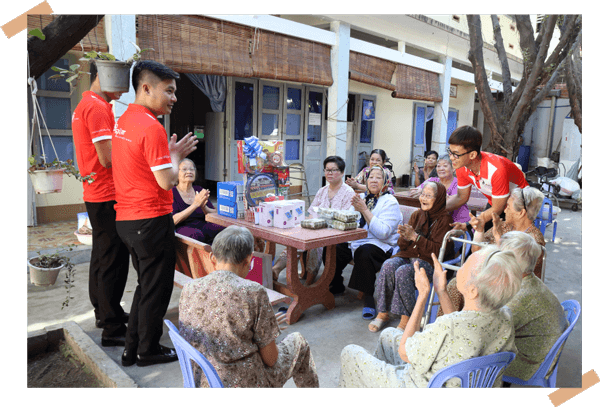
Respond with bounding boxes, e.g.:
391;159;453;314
456;151;528;205
112;104;173;221
72;91;116;202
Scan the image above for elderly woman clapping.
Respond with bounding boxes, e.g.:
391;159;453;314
178;226;319;387
331;165;402;319
339;245;521;388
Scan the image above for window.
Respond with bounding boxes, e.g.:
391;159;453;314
452;15;460;23
31;58;74;164
307;91;323;142
234;81;254;141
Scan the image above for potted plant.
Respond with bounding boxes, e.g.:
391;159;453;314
28;156;95;194
28;245;76;309
49;42;153;92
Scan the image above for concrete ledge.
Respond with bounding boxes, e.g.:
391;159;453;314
27;321;137;388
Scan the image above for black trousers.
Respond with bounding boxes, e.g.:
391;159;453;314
85;201;130;336
332;243;392;296
116;214;176;356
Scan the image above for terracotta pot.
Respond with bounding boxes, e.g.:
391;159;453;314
28;257;64;286
29;169;64;194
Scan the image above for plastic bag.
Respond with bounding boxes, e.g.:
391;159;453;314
550;177;581;197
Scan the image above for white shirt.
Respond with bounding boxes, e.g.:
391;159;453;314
349;193;402;254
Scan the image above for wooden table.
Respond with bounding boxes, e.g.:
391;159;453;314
394;189;488;215
206;213;368;325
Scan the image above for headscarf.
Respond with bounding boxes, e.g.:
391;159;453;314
359;165;390;228
412;181;448;238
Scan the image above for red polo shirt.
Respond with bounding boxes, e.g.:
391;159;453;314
456;151;528;205
72;91;116;202
112;104;173;221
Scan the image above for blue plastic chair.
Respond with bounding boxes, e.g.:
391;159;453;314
503;300;581;387
164;319;224;388
535;197;558;242
427;352;516;388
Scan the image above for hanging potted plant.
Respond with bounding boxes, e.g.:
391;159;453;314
28;156;95;194
28;245;76;309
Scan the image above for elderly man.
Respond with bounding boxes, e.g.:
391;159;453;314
178;226;319;388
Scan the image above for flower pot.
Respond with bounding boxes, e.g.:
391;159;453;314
95;60;131;93
28;257;65;286
29;168;64;194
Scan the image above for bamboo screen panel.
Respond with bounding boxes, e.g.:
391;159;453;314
349;51;396;91
137;15;333;86
392;63;442;102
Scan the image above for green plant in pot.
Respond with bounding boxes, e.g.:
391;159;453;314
28;155;95;194
28;245;76;309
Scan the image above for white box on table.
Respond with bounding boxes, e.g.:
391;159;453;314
286;199;306;224
258;202;275;227
272;202;296;229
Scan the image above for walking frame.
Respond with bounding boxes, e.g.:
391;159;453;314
420;230;548;330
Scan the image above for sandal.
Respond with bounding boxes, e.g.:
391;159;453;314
362;307;376;320
368;317;389;333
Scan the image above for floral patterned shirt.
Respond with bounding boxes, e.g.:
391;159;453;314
307;183;355;217
403;307;516;388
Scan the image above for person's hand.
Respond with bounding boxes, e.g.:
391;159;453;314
351;194;368;213
275;311;287;330
414;261;431;298
413;161;419;173
169;132;198;161
408;188;421;198
468;212;485;232
193;189;210;208
398;224;418;241
491;212;503;244
346;177;359;188
430;252;448;294
450;221;467;232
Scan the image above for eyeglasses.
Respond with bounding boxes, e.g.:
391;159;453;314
520;189;528;213
446;147;473;159
420;194;435;200
324;168;340;174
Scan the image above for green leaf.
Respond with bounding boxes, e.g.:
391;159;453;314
48;74;64;80
66;75;78;83
129;40;141;53
50;66;63;72
28;29;45;40
69;64;80;72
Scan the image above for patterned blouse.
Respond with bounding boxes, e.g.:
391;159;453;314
307;182;355;217
178;270;281;387
403;307;516;387
355;166;395;194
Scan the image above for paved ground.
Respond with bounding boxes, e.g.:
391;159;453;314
26;206;583;389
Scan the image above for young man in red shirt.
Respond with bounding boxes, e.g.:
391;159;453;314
445;126;528;229
72;60;130;347
113;60;198;367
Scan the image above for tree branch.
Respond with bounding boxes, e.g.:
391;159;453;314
491;15;513;101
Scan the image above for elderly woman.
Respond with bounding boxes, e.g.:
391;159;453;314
453;186;546;278
172;158;224;244
497;232;568;385
410;154;470;223
331;165;402;319
369;181;454;332
178;226;319;388
340;245;521;387
346;149;395;194
272;156;354;281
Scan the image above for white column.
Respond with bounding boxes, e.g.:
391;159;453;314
432;56;452;154
326;21;351;158
106;15;137;120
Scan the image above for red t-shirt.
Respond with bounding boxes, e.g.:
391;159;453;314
72;91;116;202
456;151;528;205
112;104;173;221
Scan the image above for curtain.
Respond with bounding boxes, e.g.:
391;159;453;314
185;73;227;113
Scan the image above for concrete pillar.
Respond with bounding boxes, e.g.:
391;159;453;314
432;56;452;154
326;21;350;158
397;41;405;53
106;15;137;120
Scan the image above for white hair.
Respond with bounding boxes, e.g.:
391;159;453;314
421;181;438;195
510;186;544;222
211;226;254;265
499;231;542;276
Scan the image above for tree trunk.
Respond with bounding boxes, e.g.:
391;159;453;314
27;15;104;80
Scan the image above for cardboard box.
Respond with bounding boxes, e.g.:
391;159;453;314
218;200;244;219
217;181;244;205
272;202;296;229
258;202;275;227
287;199;306;224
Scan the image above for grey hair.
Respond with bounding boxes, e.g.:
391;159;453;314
499;231;542;276
467;244;523;312
510;186;544;222
211;226;254;265
421;181;438;195
437;154;453;167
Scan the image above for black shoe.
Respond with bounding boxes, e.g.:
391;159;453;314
136;345;178;367
121;349;137;367
101;334;127;347
96;312;129;329
329;284;345;296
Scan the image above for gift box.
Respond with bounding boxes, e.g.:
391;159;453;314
258;202;275;227
272;202;296;229
218;200;245;219
237;137;286;174
217;181;244;205
286;199;306;224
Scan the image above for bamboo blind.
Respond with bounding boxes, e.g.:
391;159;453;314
136;15;333;86
393;63;442;102
27;15;108;53
349;51;396;91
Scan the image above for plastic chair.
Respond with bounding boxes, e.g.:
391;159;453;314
164;319;224;388
535;197;558;242
427;352;516;388
503;300;581;387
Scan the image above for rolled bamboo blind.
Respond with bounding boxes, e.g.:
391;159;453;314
348;51;397;91
392;63;442;102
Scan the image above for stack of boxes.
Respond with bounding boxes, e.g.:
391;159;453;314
257;199;306;229
217;181;245;219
